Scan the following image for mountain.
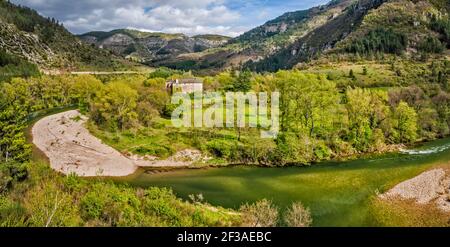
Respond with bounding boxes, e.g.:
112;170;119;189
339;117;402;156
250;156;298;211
2;0;448;74
156;0;358;71
0;0;130;72
247;0;450;71
154;0;449;73
78;29;231;63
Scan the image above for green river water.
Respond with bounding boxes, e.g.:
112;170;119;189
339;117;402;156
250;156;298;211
119;138;450;226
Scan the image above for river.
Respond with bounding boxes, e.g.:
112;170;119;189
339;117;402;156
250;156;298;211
118;137;450;226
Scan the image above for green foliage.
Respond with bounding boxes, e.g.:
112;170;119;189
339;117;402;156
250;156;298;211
0;162;240;227
206;139;235;159
346;28;407;55
345;88;390;151
0;79;33;164
430;16;450;47
0;1;130;70
418;37;444;53
23;181;82;226
0;49;39;81
0;0;61;33
148;67;180;79
276;71;339;136
231;69;252;92
392;101;418;143
80;183;143;226
0;195;26;227
90;82;138;130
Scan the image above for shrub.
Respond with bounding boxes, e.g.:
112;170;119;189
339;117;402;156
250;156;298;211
206;140;234;159
0;196;26;226
142;188;182;226
240;199;279;227
283;202;312;227
80;183;143;226
148;67;179;79
313;142;332;161
23;182;82;226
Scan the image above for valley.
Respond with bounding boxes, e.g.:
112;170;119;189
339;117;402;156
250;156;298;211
1;0;450;227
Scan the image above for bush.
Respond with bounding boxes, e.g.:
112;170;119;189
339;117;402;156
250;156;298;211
131;144;174;157
142;188;182;226
206;140;235;159
313;142;331;161
283;202;312;227
0;162;28;193
162;103;178;118
0;196;26;226
274;133;314;165
80;183;143;226
23;182;82;227
240;199;279;227
430;17;450;47
148;68;180;79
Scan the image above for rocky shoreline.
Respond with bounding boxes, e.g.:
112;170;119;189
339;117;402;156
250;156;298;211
380;168;450;212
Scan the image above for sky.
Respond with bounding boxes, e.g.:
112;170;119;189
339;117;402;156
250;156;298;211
12;0;329;37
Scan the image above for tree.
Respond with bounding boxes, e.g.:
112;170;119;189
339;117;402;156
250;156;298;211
0;79;33;163
276;71;339;137
418;37;444;54
232;69;252;92
346;28;407;55
239;199;278;227
283;202;312;227
346;88;389;151
90;82;138;130
393;101;418;143
70;75;103;109
362;66;368;75
349;69;356;80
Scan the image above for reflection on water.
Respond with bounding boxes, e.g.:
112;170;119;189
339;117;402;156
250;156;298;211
117;137;450;226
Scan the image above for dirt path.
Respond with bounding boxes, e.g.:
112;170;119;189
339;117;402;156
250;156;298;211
32;110;207;177
380;168;450;212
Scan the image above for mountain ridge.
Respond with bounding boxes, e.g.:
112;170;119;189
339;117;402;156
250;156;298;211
1;0;449;74
78;29;231;63
149;0;449;72
0;0;132;72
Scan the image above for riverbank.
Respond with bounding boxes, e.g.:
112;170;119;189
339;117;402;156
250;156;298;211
31;110;213;177
117;136;450;226
32;109;425;177
29;110;450;226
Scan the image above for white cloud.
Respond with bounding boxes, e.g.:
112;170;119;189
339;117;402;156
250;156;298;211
11;0;329;37
13;0;245;36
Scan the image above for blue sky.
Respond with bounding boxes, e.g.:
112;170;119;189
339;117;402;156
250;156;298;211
12;0;329;36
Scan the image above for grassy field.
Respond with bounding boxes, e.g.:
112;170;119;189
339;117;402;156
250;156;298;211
88;100;273;163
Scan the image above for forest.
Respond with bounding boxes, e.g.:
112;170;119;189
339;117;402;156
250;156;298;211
1;59;449;169
1;58;448;226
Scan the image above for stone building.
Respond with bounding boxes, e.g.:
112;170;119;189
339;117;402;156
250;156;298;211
166;78;203;94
